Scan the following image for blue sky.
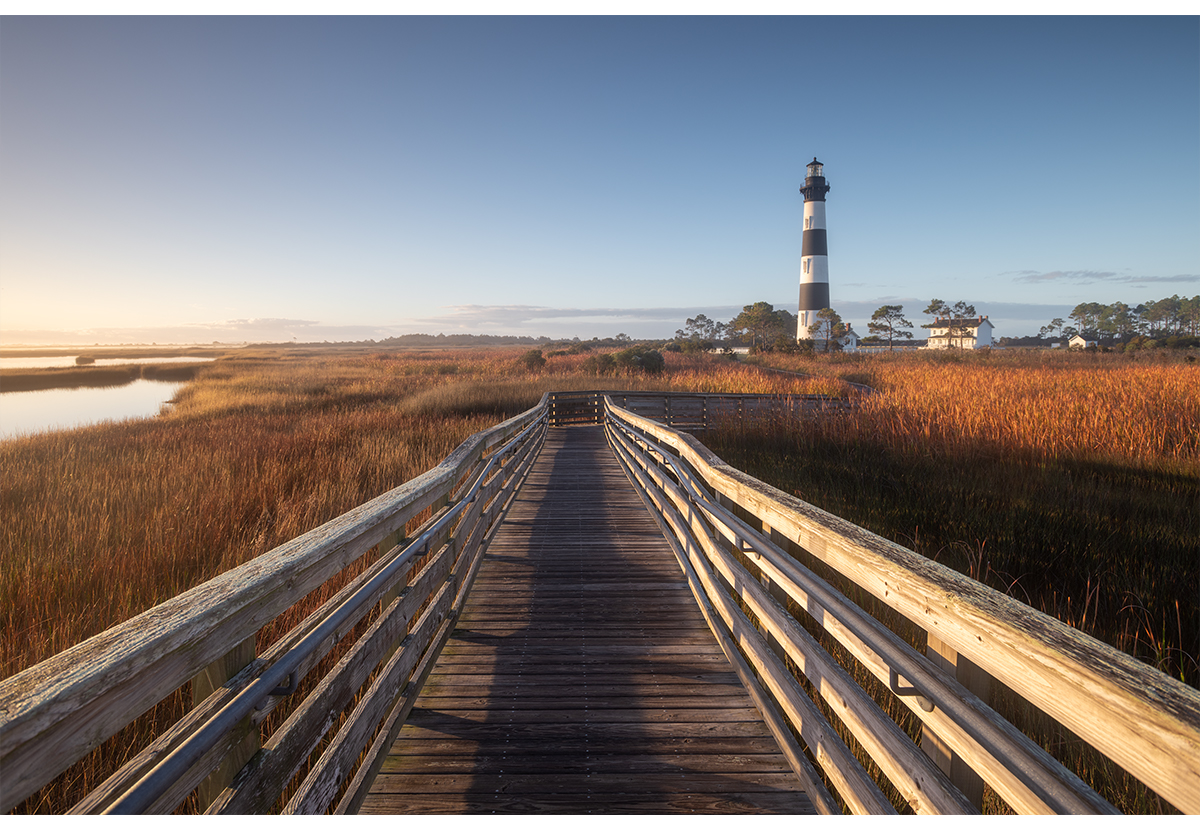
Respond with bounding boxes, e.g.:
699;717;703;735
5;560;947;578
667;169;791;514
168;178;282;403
1;15;1196;344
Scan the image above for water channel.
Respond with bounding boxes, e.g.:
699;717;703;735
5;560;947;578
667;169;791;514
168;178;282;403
0;358;214;438
0;356;212;369
0;380;184;438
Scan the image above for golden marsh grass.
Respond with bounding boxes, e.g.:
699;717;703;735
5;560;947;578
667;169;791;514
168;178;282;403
4;345;1192;813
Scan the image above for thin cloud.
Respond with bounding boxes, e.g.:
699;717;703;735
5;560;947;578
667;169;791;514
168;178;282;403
1005;269;1199;286
426;305;743;327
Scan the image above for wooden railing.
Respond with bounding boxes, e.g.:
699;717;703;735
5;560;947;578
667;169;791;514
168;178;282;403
603;396;1200;815
3;390;1198;815
549;390;844;429
0;396;549;815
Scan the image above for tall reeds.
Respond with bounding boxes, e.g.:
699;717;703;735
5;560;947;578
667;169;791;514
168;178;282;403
707;350;1197;813
714;351;1199;684
0;344;850;812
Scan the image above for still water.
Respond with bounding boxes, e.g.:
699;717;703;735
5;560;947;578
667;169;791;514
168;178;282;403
0;356;213;370
0;379;182;439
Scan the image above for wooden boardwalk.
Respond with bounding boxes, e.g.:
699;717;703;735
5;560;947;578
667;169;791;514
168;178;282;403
360;426;814;814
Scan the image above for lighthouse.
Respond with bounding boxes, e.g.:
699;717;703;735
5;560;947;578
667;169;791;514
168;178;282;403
796;157;831;342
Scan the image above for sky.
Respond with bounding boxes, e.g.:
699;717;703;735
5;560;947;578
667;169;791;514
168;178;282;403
1;15;1197;345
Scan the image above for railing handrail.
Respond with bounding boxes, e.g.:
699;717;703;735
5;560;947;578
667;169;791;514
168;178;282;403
602;396;1200;815
7;388;1194;815
1;389;825;812
0;394;550;813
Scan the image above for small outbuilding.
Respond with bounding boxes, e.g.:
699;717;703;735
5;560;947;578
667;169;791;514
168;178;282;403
839;324;860;351
1068;335;1098;350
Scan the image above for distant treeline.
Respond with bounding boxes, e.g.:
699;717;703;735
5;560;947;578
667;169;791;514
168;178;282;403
348;333;549;348
996;294;1198;348
1053;294;1198;340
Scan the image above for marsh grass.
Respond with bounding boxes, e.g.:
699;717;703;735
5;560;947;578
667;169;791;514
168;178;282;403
723;350;1199;681
2;345;841;813
15;345;1184;812
706;350;1198;813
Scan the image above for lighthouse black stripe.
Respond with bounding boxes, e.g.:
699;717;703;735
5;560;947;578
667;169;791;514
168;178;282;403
798;282;830;311
801;229;827;257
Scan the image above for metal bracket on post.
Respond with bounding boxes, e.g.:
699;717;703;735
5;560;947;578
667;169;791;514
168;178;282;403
889;667;935;712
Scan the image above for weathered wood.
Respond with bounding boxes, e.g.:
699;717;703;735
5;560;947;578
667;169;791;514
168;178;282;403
360;426;815;815
312;424;542;815
191;638;259;812
708;486;1115;815
66;532;438;815
615;437;894;815
0;395;547;813
210;547;454;814
613;405;1115;814
66;657;269;815
282;583;455;815
923;633;990;808
613;428;978;814
358;791;809;813
14;389;1195;815
332;613;457;815
607;399;1200;815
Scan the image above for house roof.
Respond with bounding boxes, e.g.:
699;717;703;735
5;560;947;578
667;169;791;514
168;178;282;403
930;316;993;327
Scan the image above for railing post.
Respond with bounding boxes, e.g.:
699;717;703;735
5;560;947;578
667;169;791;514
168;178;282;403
377;529;405;611
377;489;449;651
922;633;990;808
757;523;794;667
191;637;259;811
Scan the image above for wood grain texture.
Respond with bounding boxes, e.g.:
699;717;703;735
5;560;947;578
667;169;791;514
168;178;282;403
360;426;815;815
606;399;1200;815
0;397;547;813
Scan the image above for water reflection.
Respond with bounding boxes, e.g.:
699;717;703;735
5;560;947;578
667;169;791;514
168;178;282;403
0;380;182;438
0;356;215;370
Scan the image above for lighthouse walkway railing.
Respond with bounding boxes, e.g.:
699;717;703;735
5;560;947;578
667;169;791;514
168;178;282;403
1;391;1198;815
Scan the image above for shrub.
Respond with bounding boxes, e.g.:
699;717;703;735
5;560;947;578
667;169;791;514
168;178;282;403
583;353;616;375
518;349;546;371
613;346;665;374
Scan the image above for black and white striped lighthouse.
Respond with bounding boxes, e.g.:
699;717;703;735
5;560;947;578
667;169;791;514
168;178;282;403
796;157;831;342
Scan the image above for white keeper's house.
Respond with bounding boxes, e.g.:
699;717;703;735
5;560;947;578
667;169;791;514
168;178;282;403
926;316;995;349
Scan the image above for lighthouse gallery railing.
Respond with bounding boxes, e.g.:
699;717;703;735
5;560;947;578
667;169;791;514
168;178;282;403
1;391;1197;815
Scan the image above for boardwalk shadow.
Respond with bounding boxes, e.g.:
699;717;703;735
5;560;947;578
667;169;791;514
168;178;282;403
373;425;814;814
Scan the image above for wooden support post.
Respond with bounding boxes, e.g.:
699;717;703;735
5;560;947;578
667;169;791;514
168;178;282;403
377;528;405;612
758;523;792;668
922;633;990;809
191;637;259;812
378;492;450;615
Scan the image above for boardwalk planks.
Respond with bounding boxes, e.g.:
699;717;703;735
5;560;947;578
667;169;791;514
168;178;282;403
360;426;815;814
